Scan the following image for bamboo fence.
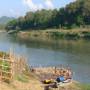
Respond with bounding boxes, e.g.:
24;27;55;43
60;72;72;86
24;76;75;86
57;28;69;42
0;50;28;82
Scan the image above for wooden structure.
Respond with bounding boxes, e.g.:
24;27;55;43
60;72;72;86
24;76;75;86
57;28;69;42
0;50;28;82
0;51;14;82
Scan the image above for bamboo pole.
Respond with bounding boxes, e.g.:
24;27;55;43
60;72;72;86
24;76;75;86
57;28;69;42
0;49;29;82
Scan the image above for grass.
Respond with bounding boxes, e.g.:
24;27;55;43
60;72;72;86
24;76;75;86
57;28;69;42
15;74;29;83
79;84;90;90
48;82;90;90
83;32;90;39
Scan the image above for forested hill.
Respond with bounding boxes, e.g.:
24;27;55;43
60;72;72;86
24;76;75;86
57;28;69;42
6;0;90;30
0;16;14;25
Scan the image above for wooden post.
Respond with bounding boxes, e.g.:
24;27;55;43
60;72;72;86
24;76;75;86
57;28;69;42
0;58;2;82
9;49;14;80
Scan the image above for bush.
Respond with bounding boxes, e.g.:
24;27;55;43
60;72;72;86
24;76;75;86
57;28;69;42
83;32;90;39
65;33;80;40
51;32;64;39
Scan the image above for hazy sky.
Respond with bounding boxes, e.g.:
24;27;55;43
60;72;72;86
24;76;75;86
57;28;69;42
0;0;76;17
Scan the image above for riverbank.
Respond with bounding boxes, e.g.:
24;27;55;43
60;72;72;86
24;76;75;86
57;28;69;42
0;51;43;90
0;30;6;32
0;76;43;90
16;28;90;42
1;80;90;90
0;66;90;90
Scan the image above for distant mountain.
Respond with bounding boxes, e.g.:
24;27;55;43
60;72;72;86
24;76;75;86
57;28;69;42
0;16;15;25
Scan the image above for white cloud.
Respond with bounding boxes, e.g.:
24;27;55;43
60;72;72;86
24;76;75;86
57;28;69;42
23;0;44;11
22;0;54;11
45;0;54;9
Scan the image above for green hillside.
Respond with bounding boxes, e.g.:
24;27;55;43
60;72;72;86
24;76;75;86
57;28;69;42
6;0;90;30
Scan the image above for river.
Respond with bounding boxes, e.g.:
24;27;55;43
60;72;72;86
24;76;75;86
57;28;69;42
0;32;90;83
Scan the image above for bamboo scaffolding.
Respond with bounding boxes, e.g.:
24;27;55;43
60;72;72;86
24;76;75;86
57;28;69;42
0;49;28;82
0;49;14;82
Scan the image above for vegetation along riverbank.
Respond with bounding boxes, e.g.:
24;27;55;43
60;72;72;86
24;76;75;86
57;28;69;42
16;28;90;42
0;51;90;90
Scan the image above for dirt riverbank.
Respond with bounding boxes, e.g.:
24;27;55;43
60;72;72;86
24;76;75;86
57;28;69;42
0;67;89;90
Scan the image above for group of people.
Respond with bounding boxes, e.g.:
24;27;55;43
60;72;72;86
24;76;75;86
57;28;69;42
54;67;73;83
29;65;73;84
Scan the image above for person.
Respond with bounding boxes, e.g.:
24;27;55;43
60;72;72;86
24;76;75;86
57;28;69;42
56;67;73;83
56;69;65;83
56;75;65;83
67;67;73;79
30;66;35;72
54;66;57;74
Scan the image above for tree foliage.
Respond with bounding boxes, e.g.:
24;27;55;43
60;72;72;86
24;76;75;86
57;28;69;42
6;0;90;30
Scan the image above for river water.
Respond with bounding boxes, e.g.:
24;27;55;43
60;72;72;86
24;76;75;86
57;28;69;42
0;32;90;83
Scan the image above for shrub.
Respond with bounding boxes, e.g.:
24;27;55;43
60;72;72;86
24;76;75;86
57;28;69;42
65;33;80;40
51;32;64;39
83;32;90;39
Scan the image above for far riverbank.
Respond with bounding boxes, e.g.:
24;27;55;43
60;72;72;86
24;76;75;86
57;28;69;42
16;28;90;42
